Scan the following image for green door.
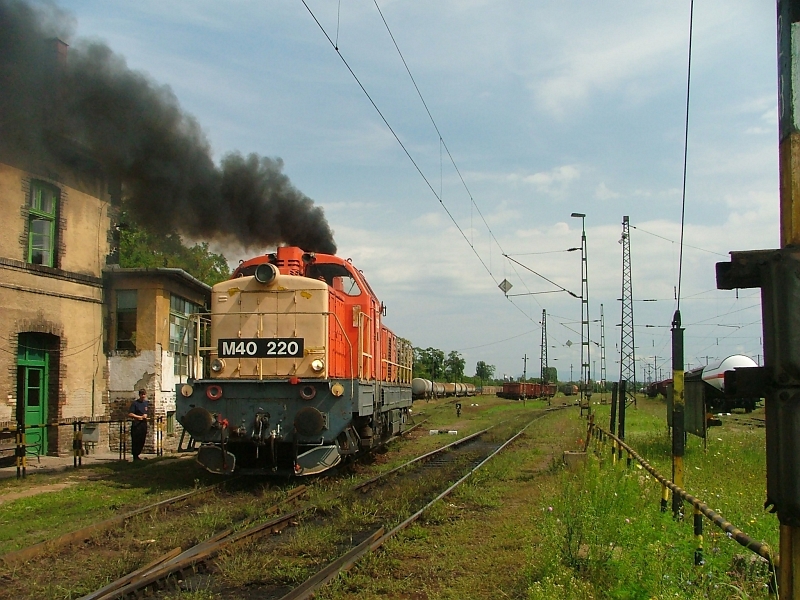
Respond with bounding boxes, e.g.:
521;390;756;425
18;335;49;455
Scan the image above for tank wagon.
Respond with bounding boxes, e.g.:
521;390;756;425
176;246;412;476
685;355;761;413
411;378;475;400
496;382;557;400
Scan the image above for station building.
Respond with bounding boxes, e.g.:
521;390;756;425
104;267;209;453
0;147;211;458
0;143;115;456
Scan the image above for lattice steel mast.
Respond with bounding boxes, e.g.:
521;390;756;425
619;216;637;406
540;309;549;403
571;213;591;417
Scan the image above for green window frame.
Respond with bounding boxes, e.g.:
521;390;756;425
169;295;201;376
27;182;59;267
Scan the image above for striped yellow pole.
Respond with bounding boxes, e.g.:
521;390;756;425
672;310;685;519
694;504;704;565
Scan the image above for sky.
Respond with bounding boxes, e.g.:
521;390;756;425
55;0;779;383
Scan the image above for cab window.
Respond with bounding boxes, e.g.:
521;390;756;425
308;263;362;297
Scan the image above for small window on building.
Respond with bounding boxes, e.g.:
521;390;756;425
116;290;138;351
27;182;59;267
170;294;202;376
166;410;176;436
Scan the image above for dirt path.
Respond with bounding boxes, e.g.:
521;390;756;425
0;481;77;504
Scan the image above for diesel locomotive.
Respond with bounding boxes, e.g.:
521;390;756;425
175;246;412;476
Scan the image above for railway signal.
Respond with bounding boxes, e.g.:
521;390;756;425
716;2;800;596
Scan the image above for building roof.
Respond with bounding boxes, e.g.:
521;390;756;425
103;266;212;293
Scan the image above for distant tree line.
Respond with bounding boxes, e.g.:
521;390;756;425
413;347;499;386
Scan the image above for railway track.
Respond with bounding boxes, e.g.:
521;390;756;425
0;398;557;599
0;478;236;567
277;407;563;600
79;406;563;599
0;477;306;600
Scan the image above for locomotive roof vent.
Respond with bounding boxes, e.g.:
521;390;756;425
302;252;316;264
254;263;279;285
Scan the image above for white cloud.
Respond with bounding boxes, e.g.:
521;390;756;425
523;165;580;190
595;183;620;200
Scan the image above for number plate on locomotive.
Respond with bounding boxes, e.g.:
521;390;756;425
218;338;304;358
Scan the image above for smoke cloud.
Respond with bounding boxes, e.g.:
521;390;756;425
0;0;337;254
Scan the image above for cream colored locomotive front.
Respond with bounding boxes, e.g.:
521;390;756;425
209;265;329;380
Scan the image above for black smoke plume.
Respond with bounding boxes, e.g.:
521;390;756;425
0;0;337;254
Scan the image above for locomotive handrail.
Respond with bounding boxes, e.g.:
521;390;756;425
381;358;412;384
357;311;374;382
185;308;356;398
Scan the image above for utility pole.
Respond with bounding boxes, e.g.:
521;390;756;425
619;215;637;406
600;303;607;403
522;354;528;404
572;212;591;417
540;310;549;404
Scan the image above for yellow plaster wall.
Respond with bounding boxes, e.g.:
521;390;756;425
0;280;105;423
0;164;27;260
0;162;110;275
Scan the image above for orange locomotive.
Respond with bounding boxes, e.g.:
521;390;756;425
176;246;412;475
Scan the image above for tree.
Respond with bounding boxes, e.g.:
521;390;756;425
475;361;496;385
543;366;558;384
413;347;446;380
444;350;466;381
119;211;231;286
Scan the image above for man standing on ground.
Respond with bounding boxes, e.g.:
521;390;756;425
128;389;149;461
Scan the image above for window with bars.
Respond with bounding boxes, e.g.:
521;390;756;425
169;295;201;376
27;182;59;267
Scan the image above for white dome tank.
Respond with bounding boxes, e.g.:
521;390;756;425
412;378;433;397
702;355;758;392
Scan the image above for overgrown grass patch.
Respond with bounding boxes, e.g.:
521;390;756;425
0;456;220;553
523;399;776;599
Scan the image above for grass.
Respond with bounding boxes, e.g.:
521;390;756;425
306;399;776;600
2;394;776;599
0;455;222;554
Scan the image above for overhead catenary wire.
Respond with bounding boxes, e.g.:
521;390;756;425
301;0;547;328
676;0;695;311
630;225;726;258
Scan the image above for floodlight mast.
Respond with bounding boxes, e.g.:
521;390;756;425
571;212;590;417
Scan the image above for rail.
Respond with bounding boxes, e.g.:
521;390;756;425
587;418;777;580
1;479;232;566
280;408;562;599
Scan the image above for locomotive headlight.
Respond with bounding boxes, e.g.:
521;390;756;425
254;263;278;285
211;358;225;373
180;384;194;397
310;359;325;373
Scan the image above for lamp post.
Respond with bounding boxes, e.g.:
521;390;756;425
571;212;590;417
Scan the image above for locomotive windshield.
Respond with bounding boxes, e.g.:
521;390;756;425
234;260;364;297
307;263;361;296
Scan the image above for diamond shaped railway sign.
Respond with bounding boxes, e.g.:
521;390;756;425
498;279;513;295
